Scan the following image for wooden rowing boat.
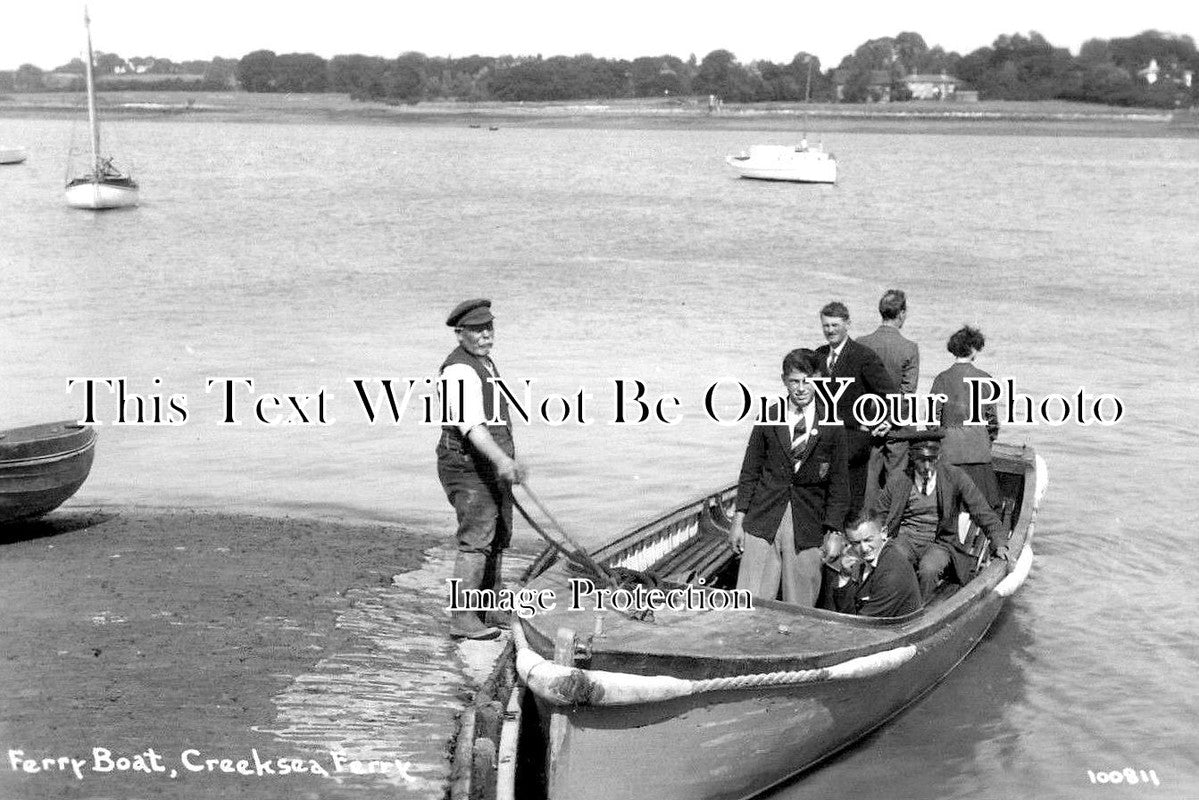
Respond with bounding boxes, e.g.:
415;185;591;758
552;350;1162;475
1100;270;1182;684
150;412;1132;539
0;421;98;524
494;442;1046;800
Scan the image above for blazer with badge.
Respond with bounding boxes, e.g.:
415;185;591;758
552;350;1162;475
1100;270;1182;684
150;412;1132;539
734;406;850;551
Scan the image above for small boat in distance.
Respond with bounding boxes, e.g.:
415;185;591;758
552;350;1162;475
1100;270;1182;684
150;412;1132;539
65;6;138;210
0;146;28;165
0;421;98;524
726;140;837;184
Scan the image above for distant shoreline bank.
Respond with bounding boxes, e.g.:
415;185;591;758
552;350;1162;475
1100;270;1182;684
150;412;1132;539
3;91;1196;137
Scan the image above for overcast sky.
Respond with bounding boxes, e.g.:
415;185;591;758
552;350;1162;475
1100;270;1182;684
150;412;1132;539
4;1;1194;71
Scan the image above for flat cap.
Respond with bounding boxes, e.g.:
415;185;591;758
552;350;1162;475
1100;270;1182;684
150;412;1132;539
897;429;944;457
446;298;493;327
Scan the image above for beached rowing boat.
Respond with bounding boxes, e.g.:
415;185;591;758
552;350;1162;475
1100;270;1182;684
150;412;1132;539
0;421;98;524
493;441;1046;800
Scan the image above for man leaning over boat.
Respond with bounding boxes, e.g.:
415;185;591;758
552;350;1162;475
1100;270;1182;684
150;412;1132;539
729;348;849;606
436;298;527;640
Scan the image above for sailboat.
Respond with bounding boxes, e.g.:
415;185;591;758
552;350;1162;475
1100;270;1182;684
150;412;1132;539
65;6;138;210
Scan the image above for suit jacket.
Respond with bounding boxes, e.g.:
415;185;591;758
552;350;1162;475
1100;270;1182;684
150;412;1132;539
814;338;898;460
734;409;849;551
855;540;921;617
873;463;1007;583
856;325;919;395
931;361;999;464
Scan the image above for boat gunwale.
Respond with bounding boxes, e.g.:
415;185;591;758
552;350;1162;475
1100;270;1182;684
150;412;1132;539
0;436;97;469
519;442;1038;676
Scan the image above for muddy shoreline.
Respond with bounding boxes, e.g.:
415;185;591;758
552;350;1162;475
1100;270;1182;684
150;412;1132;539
2;92;1193;137
0;507;520;800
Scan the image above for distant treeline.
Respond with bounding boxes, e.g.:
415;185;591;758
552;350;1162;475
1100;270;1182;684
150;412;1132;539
2;29;1195;108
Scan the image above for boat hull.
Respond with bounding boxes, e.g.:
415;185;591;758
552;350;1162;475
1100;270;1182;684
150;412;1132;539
725;160;837;183
507;443;1045;800
0;421;98;524
65;179;139;209
725;145;837;184
535;590;1002;800
0;146;28;165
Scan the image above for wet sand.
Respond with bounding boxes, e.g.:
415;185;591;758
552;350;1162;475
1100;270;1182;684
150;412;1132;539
0;508;521;800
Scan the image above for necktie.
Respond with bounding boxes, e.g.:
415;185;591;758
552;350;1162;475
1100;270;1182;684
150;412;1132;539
791;417;808;470
827;349;838;374
791;417;807;452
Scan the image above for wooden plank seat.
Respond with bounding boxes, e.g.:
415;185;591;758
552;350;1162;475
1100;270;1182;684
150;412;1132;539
646;503;733;583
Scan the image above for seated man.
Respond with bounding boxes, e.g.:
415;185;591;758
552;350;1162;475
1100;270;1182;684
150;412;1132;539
842;516;921;617
872;431;1010;601
730;348;849;606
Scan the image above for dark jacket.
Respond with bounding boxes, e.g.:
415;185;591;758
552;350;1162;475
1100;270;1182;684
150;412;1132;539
931;361;999;465
735;411;849;551
873;463;1007;584
814;338;898;461
855;541;922;617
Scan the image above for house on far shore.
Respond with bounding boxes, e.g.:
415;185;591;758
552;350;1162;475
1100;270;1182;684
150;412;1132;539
903;72;971;101
833;69;895;102
1139;58;1194;89
834;69;975;102
1138;59;1160;84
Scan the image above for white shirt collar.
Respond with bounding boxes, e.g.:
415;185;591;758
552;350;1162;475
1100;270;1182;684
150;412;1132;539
787;399;816;430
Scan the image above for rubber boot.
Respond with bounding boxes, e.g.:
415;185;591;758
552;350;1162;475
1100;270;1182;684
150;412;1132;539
449;552;500;640
481;550;511;629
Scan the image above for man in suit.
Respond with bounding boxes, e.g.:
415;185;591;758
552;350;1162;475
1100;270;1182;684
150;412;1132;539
813;301;899;520
856;289;920;511
873;432;1009;601
843;516;921;617
729;348;849;606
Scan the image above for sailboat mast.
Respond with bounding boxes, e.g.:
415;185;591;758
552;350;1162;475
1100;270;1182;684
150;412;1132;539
83;5;100;172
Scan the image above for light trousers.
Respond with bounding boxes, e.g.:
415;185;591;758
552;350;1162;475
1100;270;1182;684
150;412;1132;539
736;505;823;606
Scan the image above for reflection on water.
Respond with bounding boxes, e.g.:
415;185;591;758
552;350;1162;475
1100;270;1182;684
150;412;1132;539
777;603;1036;798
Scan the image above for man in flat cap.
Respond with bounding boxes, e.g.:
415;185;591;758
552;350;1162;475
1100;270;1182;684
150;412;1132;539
870;431;1009;602
437;298;526;640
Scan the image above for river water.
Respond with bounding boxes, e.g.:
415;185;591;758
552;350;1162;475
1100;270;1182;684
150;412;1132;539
1;114;1197;798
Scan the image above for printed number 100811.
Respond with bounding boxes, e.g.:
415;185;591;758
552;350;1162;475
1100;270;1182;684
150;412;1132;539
1088;768;1160;787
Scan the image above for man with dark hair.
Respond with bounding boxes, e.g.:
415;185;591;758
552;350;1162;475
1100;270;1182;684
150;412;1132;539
814;301;898;519
873;431;1009;601
437;298;527;640
857;289;920;510
730;348;849;606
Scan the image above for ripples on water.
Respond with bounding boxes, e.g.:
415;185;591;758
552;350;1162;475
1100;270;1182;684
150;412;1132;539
2;116;1197;797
